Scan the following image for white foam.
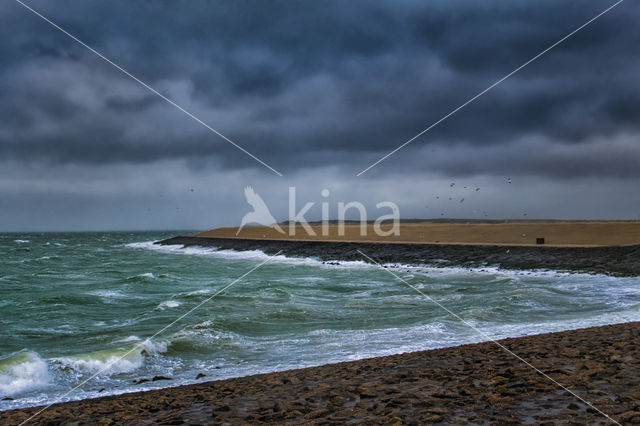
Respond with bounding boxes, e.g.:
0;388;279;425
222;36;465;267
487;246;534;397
122;272;158;281
126;241;371;269
115;335;142;343
0;351;52;396
52;340;167;376
125;240;618;279
157;300;181;310
53;350;142;375
137;339;169;356
13;239;30;244
87;289;126;299
168;326;243;350
21;325;76;335
184;288;211;296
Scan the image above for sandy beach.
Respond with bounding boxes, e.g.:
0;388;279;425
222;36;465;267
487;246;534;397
199;220;640;247
3;321;638;425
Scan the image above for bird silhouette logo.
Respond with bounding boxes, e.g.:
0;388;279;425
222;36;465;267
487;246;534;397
236;186;285;236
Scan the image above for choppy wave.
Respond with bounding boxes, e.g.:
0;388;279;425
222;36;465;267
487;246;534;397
125;241;371;269
137;272;155;279
3;232;640;411
0;351;52;396
86;289;128;299
121;272;160;283
126;240;614;280
157;300;182;310
52;340;167;376
115;335;143;343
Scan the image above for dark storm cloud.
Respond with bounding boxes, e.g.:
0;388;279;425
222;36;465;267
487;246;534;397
1;0;639;177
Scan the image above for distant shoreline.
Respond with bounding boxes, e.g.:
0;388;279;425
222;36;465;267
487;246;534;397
4;322;639;424
157;235;640;276
198;221;640;247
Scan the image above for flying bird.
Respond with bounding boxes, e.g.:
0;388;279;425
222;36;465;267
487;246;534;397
236;186;285;236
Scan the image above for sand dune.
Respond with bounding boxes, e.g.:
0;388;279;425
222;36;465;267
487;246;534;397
197;220;640;247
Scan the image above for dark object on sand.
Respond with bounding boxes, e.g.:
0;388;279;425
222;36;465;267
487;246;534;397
152;376;173;382
196;373;207;379
2;397;14;401
536;237;545;245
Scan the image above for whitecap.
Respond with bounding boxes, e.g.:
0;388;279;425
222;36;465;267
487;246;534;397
123;272;157;282
87;290;126;299
0;351;52;396
125;240;609;279
184;289;211;296
126;241;372;269
157;300;182;310
115;335;142;343
52;340;167;376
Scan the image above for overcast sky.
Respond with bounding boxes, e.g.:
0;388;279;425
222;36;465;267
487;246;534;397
1;0;639;231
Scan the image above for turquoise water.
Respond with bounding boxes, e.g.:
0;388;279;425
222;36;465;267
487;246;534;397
1;231;640;410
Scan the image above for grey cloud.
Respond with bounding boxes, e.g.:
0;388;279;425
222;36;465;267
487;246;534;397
0;0;638;179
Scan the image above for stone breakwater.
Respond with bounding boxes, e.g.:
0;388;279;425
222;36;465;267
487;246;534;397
157;236;640;276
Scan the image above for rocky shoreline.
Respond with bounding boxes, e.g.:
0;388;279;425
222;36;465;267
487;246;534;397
3;322;639;424
156;236;640;276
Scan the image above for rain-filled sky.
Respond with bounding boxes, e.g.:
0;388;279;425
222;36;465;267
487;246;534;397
1;0;639;231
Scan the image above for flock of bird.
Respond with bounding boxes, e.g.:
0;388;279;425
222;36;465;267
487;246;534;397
427;177;526;218
155;178;528;219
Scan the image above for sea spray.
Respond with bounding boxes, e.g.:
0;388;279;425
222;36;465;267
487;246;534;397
0;351;52;396
52;340;168;376
3;231;640;411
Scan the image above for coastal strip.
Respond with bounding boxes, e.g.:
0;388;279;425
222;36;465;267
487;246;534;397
200;221;640;247
156;236;640;276
3;322;639;424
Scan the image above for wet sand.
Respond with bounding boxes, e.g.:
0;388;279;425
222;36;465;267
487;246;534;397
158;235;640;276
4;322;639;425
200;221;640;247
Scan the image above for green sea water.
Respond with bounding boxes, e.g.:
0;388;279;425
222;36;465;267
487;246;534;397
1;231;640;410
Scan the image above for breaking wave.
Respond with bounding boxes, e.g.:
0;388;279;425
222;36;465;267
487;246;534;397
0;351;52;397
52;340;167;376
